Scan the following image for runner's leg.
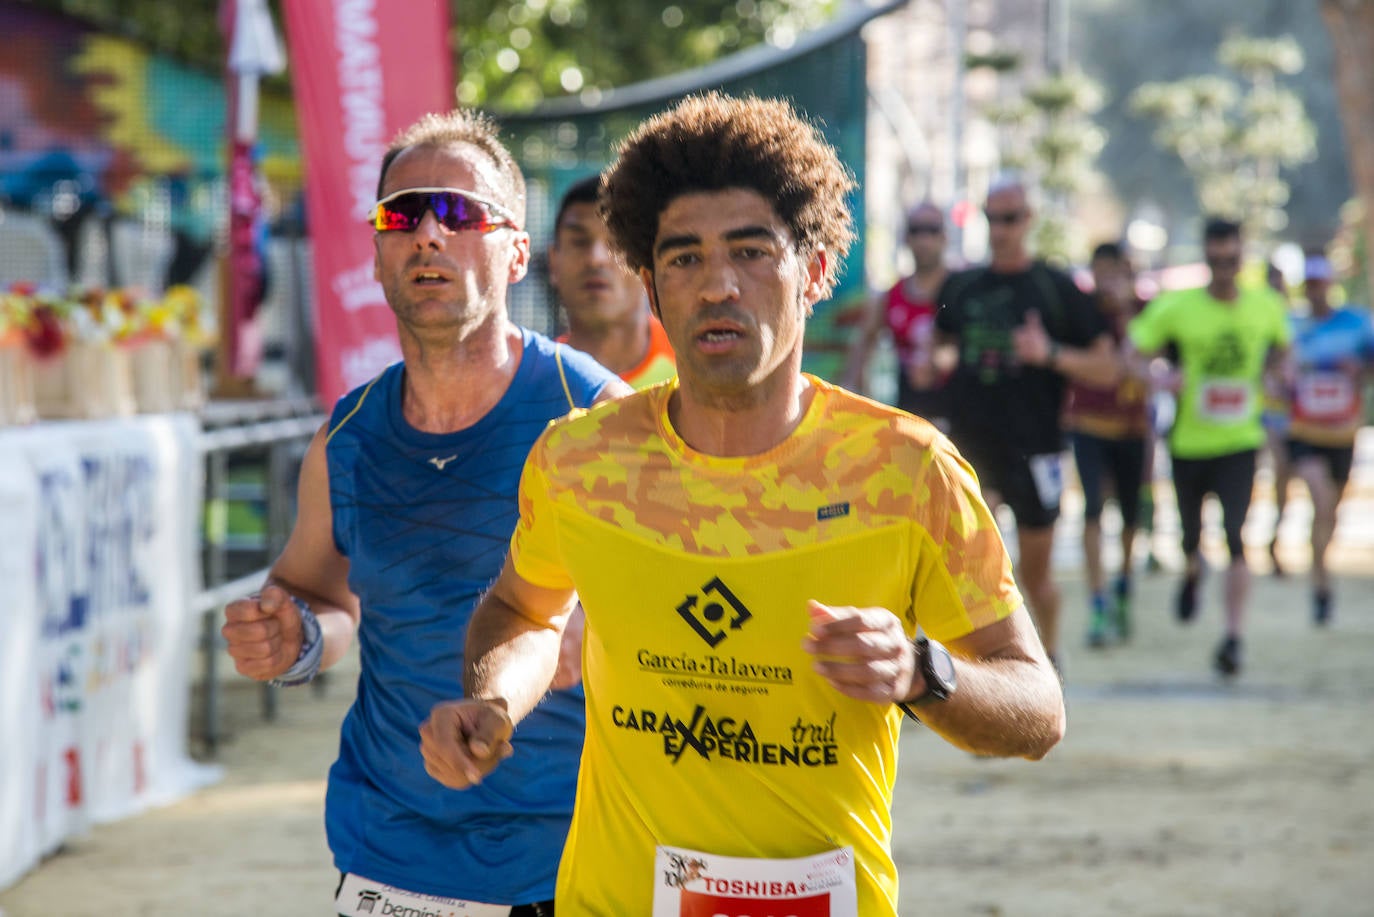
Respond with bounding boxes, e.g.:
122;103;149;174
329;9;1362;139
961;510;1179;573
1295;448;1346;625
1072;433;1111;646
1214;450;1257;676
1266;426;1291;576
1017;524;1061;663
1110;437;1146;638
1170;455;1207;622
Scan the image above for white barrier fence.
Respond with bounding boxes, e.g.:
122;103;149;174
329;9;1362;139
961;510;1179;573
0;413;220;890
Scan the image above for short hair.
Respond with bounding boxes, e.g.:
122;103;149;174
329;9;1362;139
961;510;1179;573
600;92;855;295
553;175;602;236
375;109;527;227
1091;241;1126;262
986;173;1029;202
1202;217;1242;243
905;200;945;226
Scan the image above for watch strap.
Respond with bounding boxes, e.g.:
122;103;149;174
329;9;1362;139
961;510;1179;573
897;636;951;721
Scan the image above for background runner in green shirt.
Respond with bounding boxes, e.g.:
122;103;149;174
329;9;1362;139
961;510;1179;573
1125;218;1290;678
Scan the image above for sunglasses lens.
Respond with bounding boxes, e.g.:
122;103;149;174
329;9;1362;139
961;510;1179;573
374;193;429;231
431;192;494;231
373;191;510;232
908;224;942;235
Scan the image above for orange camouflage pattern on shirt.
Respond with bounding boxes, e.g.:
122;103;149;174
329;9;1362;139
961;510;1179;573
514;375;1020;636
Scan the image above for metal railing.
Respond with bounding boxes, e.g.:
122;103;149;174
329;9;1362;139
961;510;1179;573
194;397;325;754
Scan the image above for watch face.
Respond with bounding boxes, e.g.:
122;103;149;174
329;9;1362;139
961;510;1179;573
931;648;956;686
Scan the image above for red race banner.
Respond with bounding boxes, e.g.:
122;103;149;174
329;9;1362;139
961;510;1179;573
281;0;453;406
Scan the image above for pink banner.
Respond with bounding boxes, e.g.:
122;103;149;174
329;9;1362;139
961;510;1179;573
281;0;453;407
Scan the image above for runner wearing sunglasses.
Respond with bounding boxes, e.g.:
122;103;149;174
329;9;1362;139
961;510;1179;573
841;200;953;429
935;178;1119;672
371;186;519;234
220;108;630;917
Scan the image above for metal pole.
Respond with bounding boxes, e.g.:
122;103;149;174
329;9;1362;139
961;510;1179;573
949;0;968;251
202;449;228;754
1046;0;1070;75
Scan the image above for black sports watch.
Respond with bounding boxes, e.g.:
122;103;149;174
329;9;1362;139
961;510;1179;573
897;636;956;719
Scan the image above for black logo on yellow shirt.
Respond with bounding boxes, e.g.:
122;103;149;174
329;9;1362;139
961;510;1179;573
611;704;841;768
676;576;751;647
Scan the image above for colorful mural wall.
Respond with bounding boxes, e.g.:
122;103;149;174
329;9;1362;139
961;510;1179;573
0;1;299;288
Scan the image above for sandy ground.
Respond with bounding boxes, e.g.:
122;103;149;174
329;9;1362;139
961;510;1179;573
3;481;1374;916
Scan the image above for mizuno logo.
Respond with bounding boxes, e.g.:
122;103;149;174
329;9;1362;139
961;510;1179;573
428;454;458;471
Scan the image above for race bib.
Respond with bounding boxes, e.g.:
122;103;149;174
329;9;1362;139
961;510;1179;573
1197;380;1252;423
1294;372;1357;422
336;873;511;917
1027;452;1064;511
652;845;858;917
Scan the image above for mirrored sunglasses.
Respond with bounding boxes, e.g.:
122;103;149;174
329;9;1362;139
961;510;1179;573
370;187;519;233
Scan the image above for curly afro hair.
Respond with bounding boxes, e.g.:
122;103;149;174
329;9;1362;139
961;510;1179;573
599;92;855;296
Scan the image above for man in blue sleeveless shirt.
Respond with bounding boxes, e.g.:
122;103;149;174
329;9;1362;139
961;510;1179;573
220;109;628;916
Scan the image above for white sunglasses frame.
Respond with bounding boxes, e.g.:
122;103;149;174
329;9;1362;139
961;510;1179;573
368;186;520;231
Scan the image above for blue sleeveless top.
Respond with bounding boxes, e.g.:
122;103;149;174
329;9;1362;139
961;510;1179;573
323;330;615;902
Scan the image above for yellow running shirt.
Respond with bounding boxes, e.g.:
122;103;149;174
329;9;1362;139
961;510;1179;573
510;375;1022;915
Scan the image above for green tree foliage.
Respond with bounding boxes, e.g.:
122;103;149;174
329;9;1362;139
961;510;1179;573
971;48;1108;262
1130;34;1316;246
455;0;835;109
1074;0;1347;250
20;0;836;109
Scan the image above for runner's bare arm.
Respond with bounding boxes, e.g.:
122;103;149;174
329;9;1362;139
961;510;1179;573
464;555;580;723
1047;330;1120;388
221;425;360;681
1122;337;1174;389
419;558;578;790
805;602;1063;761
913;606;1065;760
932;329;960;375
1265;342;1295;387
839;291;888;392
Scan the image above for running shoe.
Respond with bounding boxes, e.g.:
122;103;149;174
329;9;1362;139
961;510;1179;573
1086;592;1112;648
1112;575;1133;640
1314;589;1332;627
1213;636;1242;678
1175;573;1200;623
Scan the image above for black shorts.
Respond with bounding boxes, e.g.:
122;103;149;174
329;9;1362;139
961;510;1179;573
953;436;1062;530
1071;432;1147;526
1171;449;1257;559
1286;439;1355;487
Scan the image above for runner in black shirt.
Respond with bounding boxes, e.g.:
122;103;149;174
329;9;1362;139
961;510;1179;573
935;179;1119;669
